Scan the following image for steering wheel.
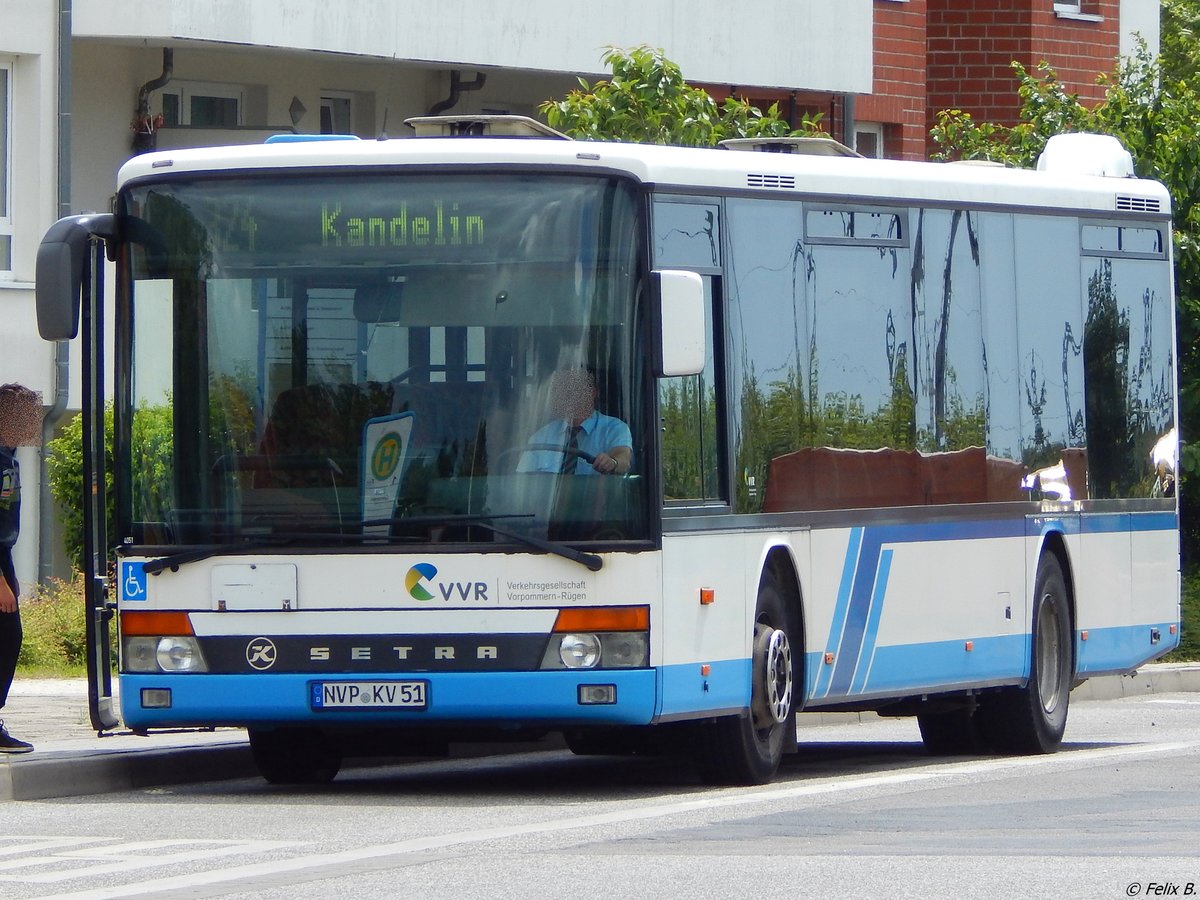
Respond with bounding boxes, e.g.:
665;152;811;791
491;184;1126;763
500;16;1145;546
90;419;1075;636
522;442;597;465
495;442;597;473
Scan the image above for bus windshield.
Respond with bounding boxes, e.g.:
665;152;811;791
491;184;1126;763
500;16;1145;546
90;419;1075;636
119;172;649;549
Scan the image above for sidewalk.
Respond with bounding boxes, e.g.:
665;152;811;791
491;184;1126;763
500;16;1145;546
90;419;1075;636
3;663;1199;802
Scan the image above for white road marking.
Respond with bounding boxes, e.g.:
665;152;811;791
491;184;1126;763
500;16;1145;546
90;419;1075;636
1144;697;1200;705
0;838;108;859
24;740;1197;900
0;839;295;885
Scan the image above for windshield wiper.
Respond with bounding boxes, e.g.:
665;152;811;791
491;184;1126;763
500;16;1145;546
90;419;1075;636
141;537;299;575
138;513;602;574
363;513;604;572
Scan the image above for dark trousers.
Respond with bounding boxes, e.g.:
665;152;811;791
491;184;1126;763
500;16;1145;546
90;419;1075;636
0;551;20;711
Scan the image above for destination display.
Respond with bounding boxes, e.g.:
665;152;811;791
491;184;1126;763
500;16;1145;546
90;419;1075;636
125;174;637;271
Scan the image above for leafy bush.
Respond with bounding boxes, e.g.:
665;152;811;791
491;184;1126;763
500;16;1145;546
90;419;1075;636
540;46;823;146
1165;569;1200;662
16;574;88;675
45;405;115;571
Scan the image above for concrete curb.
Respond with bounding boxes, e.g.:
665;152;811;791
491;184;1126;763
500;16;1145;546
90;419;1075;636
0;742;256;802
0;734;567;802
1068;662;1200;701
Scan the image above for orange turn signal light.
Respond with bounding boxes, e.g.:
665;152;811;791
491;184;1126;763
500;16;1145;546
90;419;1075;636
120;610;194;636
699;588;715;606
553;606;649;632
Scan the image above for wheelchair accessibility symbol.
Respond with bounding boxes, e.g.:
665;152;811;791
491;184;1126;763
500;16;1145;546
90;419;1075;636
122;562;148;601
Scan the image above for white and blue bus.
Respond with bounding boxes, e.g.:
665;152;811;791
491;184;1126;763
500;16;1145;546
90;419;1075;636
36;118;1180;784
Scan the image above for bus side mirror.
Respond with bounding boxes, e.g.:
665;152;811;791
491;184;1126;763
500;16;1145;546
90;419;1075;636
654;269;706;377
35;214;117;341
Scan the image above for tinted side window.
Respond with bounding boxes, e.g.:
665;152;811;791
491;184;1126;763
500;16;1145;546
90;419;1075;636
1080;223;1174;498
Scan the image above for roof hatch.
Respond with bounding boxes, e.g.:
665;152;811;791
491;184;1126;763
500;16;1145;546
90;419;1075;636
1035;133;1135;178
719;136;861;157
403;115;569;139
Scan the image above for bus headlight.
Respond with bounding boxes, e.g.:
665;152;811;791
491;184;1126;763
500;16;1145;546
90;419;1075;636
600;633;648;668
122;636;208;673
541;632;649;670
557;633;602;668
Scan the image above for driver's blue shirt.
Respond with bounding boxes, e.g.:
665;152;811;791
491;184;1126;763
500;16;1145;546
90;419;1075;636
518;410;632;475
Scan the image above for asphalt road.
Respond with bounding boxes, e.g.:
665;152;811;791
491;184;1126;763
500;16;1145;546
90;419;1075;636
1;692;1198;900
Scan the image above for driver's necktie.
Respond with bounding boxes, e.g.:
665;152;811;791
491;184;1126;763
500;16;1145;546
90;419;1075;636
560;425;582;474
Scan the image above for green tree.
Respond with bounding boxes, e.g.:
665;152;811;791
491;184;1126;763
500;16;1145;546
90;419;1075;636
540;46;822;146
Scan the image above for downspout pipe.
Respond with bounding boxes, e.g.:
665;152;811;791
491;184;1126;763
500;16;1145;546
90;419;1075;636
132;48;173;154
40;0;73;584
843;93;857;154
428;71;487;116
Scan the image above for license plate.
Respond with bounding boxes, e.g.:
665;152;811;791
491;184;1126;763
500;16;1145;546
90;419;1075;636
311;680;428;710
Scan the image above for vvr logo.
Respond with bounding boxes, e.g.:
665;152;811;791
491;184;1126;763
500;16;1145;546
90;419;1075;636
405;563;489;603
406;563;438;601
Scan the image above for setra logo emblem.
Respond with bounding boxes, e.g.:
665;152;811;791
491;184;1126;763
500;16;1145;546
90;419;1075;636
245;637;278;670
405;563;438;601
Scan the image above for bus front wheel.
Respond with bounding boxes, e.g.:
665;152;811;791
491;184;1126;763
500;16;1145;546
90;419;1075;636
694;577;796;785
249;727;343;784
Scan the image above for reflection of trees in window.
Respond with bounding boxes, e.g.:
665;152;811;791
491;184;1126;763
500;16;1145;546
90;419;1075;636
660;375;719;500
1083;260;1133;497
1081;259;1173;499
912;209;985;453
1022;350;1064;472
731;352;983;513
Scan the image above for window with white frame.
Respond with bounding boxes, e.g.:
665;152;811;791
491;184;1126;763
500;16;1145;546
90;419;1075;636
161;81;244;127
1054;1;1082;11
320;92;354;135
854;122;885;159
1;61;12;275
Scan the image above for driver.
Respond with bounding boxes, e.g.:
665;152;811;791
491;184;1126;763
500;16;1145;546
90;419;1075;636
518;368;632;475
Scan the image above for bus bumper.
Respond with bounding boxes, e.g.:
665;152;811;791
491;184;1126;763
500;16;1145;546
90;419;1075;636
119;670;658;731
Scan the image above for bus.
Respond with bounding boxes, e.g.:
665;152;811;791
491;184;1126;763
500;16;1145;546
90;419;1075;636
35;117;1180;785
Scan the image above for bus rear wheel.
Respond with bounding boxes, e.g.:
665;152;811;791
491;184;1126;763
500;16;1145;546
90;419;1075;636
695;577;796;785
249;727;343;784
976;553;1073;754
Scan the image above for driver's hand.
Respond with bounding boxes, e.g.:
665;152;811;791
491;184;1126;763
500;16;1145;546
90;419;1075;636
591;452;621;475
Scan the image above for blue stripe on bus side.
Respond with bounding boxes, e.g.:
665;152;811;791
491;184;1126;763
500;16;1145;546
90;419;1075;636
851;548;893;694
813;526;863;699
1076;622;1180;674
835;633;1028;696
811;512;1175;703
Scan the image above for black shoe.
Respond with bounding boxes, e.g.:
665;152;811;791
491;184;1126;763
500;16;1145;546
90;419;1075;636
0;720;33;753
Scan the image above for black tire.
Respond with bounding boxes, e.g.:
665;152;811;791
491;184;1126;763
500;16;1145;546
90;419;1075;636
917;708;982;756
975;553;1073;754
694;576;797;785
249;727;343;785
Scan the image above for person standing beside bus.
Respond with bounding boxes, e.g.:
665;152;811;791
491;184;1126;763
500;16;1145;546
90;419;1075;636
0;383;42;753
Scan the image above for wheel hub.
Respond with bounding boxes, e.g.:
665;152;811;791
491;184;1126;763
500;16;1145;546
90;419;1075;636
752;623;793;729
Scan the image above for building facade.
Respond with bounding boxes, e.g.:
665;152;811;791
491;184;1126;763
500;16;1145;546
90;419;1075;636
0;0;1159;586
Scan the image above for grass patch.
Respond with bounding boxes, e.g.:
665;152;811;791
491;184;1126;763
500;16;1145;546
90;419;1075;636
1164;568;1200;662
17;574;88;678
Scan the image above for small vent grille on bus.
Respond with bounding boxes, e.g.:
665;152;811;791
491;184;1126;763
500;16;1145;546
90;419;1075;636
747;173;796;190
1116;195;1161;213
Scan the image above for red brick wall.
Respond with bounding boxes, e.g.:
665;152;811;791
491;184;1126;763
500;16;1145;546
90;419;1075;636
861;0;928;160
926;0;1120;153
1029;0;1120;106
